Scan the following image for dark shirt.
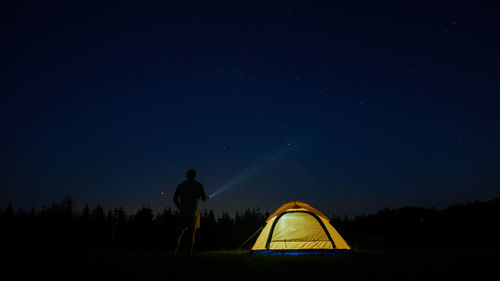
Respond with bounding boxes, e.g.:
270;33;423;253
173;179;208;213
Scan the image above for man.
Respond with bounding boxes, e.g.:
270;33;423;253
173;169;209;257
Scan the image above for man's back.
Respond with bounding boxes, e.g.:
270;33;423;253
174;179;206;213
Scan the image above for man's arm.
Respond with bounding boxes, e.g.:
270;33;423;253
173;185;181;209
200;184;209;202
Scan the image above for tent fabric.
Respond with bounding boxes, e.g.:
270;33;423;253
252;202;350;253
265;200;329;222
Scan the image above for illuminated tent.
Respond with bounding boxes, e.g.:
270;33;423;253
251;200;350;255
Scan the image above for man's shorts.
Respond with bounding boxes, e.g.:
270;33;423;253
178;210;201;230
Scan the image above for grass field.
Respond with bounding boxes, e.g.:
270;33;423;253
2;249;497;280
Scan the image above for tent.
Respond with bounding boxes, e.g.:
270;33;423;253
251;200;351;255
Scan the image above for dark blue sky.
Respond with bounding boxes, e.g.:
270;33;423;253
1;0;499;216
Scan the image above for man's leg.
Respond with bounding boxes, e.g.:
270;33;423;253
189;228;197;257
174;227;187;257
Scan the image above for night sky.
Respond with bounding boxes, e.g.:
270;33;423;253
1;0;499;216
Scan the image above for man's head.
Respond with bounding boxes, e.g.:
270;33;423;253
186;169;196;180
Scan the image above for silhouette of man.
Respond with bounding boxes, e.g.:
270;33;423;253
173;169;209;257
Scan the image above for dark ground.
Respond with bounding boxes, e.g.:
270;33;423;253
1;249;497;280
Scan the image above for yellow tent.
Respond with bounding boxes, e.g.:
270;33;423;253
251;201;351;255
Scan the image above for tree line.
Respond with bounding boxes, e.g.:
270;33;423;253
0;197;267;251
333;197;500;250
1;196;499;251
